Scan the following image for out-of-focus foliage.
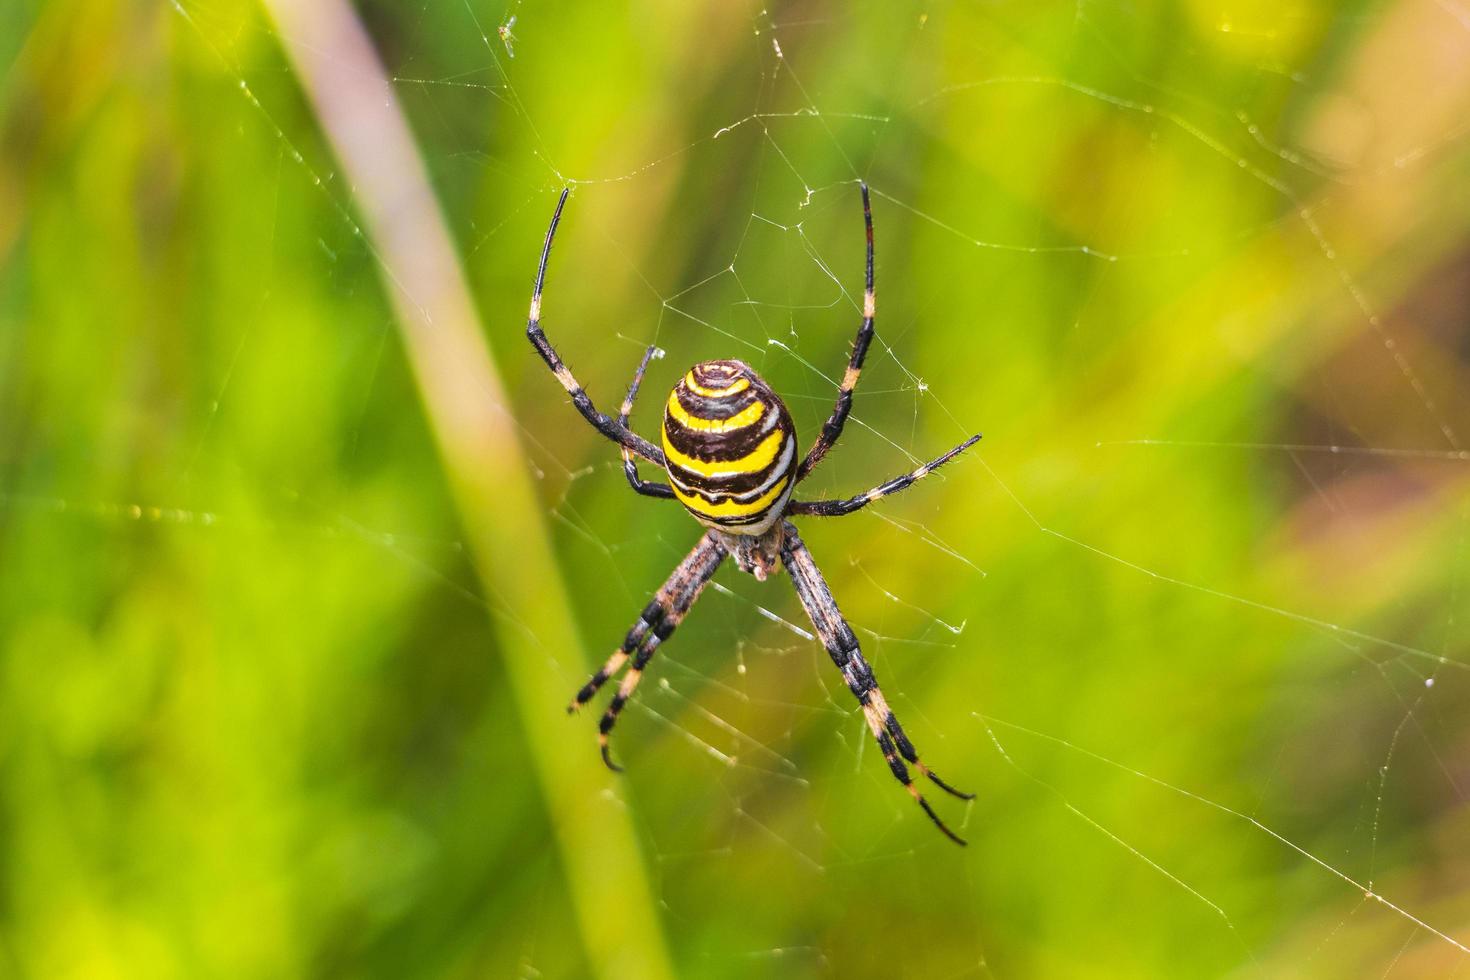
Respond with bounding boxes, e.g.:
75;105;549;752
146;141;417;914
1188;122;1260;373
3;1;1469;976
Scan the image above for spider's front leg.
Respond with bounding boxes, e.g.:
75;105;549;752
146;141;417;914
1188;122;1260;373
779;522;973;845
569;531;727;770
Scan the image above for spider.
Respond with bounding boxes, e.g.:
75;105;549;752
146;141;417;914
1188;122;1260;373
525;183;981;844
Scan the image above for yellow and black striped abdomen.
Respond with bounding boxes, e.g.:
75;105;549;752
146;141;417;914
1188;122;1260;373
662;360;798;535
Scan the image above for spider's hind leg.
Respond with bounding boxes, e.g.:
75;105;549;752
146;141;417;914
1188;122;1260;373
797;182;877;482
525;188;665;465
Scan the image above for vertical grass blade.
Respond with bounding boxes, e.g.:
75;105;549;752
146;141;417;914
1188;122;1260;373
257;1;674;975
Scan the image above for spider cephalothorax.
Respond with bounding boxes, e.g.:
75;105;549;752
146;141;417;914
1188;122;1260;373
525;183;981;844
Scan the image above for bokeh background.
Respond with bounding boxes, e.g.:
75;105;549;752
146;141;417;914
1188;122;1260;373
4;0;1470;976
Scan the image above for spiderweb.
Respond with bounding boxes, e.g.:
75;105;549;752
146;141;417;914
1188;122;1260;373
8;0;1470;974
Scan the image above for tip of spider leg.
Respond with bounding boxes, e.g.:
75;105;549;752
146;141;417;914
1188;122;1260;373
913;790;968;846
938;784;976;802
919;764;976;801
599;736;624;773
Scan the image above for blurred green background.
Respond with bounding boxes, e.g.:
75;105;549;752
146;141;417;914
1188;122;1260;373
4;0;1470;976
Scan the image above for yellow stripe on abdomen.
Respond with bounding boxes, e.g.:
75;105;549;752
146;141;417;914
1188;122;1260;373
671;474;791;519
665;392;766;433
684;372;750;398
662;427;785;478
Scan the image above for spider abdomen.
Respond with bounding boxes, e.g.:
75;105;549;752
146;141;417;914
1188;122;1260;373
661;360;798;535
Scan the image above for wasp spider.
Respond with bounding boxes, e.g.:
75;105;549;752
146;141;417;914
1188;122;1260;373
526;184;981;844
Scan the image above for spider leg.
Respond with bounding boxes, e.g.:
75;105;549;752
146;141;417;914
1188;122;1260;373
779;521;972;845
787;435;981;518
796;182;875;483
619;344;676;500
567;596;668;712
526;188;666;465
573;531;728;771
